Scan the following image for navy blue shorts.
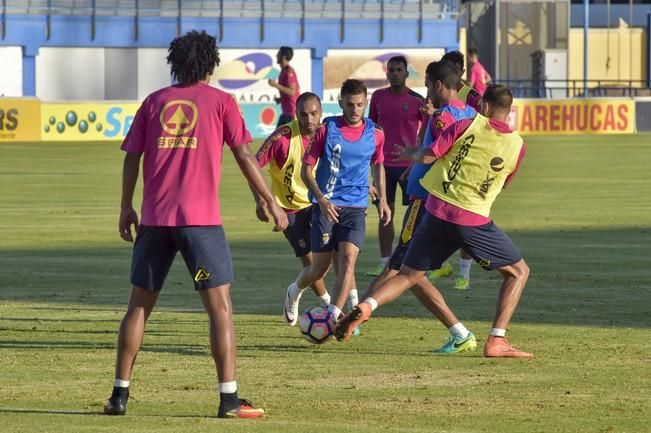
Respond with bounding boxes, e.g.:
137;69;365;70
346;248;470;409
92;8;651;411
403;212;522;272
385;166;409;206
311;206;366;253
388;199;426;270
283;205;313;257
130;225;233;292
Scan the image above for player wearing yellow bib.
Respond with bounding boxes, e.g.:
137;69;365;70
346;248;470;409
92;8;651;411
337;84;534;358
255;93;331;310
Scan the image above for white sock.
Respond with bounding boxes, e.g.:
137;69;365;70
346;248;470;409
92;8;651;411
459;258;472;279
114;379;130;388
490;328;506;337
328;304;342;319
219;381;237;394
319;292;331;306
347;289;359;309
291;281;307;298
380;256;390;266
365;297;379;312
448;323;470;339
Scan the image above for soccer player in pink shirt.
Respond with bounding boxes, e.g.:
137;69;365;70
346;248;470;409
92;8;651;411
104;31;287;419
366;55;427;277
268;46;300;127
468;47;492;96
337;84;533;359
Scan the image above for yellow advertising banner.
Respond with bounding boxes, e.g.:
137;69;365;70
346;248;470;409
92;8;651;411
0;98;41;142
41;102;141;141
509;99;635;135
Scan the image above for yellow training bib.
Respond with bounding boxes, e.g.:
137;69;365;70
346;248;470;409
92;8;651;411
269;119;312;210
420;114;523;217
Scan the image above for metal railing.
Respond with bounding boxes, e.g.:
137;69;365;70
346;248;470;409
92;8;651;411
499;79;651;98
1;0;459;19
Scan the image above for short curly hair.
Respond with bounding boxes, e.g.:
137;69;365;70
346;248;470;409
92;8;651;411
167;30;220;84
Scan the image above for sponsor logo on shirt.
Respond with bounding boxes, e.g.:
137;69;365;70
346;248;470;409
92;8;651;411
158;100;199;149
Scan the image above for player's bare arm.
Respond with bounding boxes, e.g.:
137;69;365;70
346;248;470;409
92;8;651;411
248;184;270;222
371;164;391;226
399;146;436;164
119;152;141;242
232;144;288;232
268;79;297;97
301;161;340;223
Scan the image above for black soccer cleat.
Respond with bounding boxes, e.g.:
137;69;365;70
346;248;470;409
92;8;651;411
104;387;129;415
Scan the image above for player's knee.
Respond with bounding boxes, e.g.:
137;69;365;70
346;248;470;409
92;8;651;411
511;260;530;282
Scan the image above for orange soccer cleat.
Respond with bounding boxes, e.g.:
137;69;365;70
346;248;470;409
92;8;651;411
483;336;534;358
335;302;372;342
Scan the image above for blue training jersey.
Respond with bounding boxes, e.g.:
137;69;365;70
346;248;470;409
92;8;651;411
406;103;477;199
312;117;377;208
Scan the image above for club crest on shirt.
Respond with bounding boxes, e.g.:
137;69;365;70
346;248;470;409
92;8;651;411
402;102;409;112
158;100;199;148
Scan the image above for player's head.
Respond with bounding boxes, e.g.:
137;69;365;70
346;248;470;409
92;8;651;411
167;30;220;84
339;79;367;126
481;84;513;118
467;47;480;64
296;92;322;135
386;55;409;88
424;60;461;107
277;46;294;65
441;50;465;75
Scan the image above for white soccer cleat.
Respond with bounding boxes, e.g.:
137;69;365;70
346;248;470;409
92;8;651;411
283;282;305;327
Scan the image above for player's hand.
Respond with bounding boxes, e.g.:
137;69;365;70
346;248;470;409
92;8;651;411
377;199;392;226
268;79;278;88
318;198;340;223
119;207;139;242
368;184;379;204
420;97;435;117
255;201;270;222
268;203;288;232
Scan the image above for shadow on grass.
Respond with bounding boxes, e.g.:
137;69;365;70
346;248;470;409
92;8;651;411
0;408;219;419
1;227;650;328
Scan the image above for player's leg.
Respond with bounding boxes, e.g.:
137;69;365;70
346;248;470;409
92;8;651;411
458;222;533;358
298;253;330;305
336;212;459;341
285;206;330;305
105;226;175;415
367;167;403;276
329;241;360;319
454;249;473;290
284;205;334;326
177;226;265;418
328;207;366;318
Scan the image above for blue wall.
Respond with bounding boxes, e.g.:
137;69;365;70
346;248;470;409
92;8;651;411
0;14;459;96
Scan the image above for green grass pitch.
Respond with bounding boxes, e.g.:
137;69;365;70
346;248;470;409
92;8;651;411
0;134;650;433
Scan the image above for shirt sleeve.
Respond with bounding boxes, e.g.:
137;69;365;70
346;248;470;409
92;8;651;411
504;143;526;187
368;92;379;123
430;118;473;158
120;98;148;154
256;127;291;168
371;128;385;165
303;125;326;165
223;96;252;149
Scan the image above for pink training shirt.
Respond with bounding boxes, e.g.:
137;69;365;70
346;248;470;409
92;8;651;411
121;82;252;227
369;87;427;168
278;65;299;117
425;117;526;226
303;117;385;166
469;62;491;96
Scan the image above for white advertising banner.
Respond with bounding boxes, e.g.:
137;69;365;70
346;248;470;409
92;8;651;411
0;47;23;97
209;48;312;104
323;48;445;101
